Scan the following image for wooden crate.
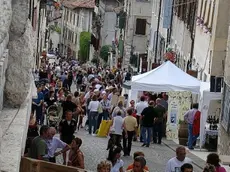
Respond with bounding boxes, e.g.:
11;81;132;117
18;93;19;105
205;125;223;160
20;157;87;172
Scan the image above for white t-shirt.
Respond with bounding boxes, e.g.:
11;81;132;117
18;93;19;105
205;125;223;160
111;159;124;172
165;157;192;172
136;101;148;116
88;101;99;112
111;116;124;135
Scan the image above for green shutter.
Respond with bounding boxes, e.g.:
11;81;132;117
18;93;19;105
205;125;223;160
118;39;124;57
119;11;126;29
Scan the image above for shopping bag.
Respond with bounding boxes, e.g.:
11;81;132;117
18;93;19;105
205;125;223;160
97;120;112;137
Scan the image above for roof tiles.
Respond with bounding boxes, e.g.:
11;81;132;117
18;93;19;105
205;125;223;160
63;0;95;9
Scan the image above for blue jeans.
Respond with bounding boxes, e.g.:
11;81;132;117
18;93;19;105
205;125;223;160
88;111;98;134
33;104;43;124
188;124;199;149
141;127;152;145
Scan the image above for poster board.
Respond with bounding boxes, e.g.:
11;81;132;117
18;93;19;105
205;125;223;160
166;91;192;140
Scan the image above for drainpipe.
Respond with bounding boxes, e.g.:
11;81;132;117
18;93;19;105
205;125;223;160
154;0;162;63
36;4;41;68
188;2;197;71
167;0;174;46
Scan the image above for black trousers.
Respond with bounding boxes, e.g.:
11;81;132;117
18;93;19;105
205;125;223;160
123;130;134;155
97;113;103;129
113;134;122;148
152;122;163;144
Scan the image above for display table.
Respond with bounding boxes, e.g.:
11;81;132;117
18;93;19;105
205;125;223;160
204;129;218;151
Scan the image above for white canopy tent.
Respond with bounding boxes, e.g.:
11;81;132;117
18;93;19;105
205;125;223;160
199;82;222;149
130;61;201;101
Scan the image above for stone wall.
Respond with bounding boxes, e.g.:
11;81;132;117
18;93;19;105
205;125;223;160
0;81;34;172
0;0;36;171
4;0;35;107
218;125;230;155
0;0;12;110
0;35;9;110
218;25;230;155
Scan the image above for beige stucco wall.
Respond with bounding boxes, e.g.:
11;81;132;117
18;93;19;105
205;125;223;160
148;0;192;71
210;0;230;77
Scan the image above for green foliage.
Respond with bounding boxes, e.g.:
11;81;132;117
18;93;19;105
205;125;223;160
119;11;126;29
91;57;99;65
49;25;61;34
100;45;111;63
79;32;91;62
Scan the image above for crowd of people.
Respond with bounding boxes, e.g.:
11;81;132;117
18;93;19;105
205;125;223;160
24;57;227;172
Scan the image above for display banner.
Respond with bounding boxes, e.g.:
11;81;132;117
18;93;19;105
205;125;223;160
166;91;192;140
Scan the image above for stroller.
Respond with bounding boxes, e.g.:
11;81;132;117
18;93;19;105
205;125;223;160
46;105;60;129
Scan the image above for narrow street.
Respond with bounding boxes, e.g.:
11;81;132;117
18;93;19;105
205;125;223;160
55;129;203;172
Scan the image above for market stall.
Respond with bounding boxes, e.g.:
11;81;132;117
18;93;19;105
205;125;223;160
130;61;201;140
199;83;222;151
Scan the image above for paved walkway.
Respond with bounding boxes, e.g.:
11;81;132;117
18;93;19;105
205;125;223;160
55;129;204;172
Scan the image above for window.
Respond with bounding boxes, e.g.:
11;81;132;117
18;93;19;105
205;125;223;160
68;30;71;41
135;18;146;35
72;31;74;43
77;12;80;26
70;11;72;22
75;33;78;44
73;14;75;25
64;9;67;21
67;10;69;22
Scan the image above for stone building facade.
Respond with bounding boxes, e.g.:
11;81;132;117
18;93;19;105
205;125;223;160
193;0;229;82
123;0;152;71
0;0;46;171
99;0;120;47
148;0;196;71
60;0;94;59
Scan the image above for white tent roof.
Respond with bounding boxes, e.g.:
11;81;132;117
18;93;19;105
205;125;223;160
131;61;201;93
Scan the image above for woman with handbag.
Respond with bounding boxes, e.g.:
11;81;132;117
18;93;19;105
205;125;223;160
98;94;111;129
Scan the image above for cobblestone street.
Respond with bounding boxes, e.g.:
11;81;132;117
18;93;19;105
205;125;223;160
56;129;203;172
